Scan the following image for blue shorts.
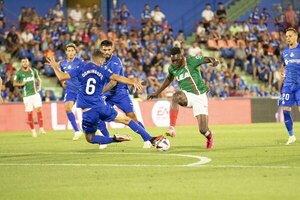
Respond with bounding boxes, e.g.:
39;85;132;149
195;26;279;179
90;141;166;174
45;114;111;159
64;90;77;102
82;103;118;134
279;85;300;107
105;92;134;114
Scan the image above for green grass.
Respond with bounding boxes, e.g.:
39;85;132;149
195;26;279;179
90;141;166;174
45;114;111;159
0;123;300;200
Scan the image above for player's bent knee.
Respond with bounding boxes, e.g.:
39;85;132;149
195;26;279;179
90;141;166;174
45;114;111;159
173;91;187;106
82;120;97;136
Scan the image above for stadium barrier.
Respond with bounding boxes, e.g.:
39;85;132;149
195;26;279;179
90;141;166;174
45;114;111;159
1;98;299;132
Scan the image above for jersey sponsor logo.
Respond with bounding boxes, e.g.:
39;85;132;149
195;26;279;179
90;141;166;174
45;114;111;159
177;72;190;81
284;58;300;65
23;77;35;82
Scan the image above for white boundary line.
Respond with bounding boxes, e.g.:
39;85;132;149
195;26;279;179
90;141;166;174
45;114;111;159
0;152;211;167
1;152;300;169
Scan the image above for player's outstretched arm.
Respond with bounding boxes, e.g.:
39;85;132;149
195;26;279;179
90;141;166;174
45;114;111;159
110;74;143;91
147;76;173;100
203;57;219;66
102;80;117;94
46;57;71;81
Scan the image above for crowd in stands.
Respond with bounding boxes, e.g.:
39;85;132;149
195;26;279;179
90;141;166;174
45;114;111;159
0;1;299;102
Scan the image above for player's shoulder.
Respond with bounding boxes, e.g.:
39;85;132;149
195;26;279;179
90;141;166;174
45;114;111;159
110;55;122;65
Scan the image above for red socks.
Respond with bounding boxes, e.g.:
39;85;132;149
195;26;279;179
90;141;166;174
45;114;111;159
37;111;44;128
169;109;179;127
27;112;34;129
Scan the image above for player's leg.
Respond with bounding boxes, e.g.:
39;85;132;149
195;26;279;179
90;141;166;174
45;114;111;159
64;92;82;140
281;88;296;145
114;113;164;147
192;92;213;149
33;93;46;134
82;108;131;145
195;114;213;149
23;95;36;137
166;91;187;137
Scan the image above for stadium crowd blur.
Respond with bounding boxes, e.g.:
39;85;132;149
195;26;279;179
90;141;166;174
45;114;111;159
0;1;299;102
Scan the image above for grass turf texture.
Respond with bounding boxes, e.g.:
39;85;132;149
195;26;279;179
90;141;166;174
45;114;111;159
0;123;299;200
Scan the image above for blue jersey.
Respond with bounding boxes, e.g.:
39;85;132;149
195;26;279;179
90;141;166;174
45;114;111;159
60;57;84;93
104;55;128;95
279;43;300;107
282;44;300;86
68;62;113;108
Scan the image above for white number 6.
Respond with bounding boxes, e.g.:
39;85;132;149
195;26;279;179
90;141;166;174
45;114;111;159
85;78;96;95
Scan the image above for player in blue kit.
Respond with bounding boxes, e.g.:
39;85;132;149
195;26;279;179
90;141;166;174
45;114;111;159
279;27;300;145
60;43;84;140
46;50;165;147
97;40;151;148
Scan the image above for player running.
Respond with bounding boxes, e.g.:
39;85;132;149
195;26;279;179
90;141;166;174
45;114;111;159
13;57;46;137
60;43;84;140
97;40;150;149
46;50;165;148
147;47;218;149
279;27;300;145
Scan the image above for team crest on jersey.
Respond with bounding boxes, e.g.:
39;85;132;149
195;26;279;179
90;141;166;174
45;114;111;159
290;52;294;57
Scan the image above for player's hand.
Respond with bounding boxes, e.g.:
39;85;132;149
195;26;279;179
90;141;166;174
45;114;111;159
0;96;3;104
132;79;143;92
210;58;219;66
147;93;158;100
46;56;61;69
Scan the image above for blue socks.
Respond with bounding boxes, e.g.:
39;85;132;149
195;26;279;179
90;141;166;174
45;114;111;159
137;121;145;129
283;110;294;136
91;135;114;144
128;120;152;141
67;112;79;132
97;121;110;137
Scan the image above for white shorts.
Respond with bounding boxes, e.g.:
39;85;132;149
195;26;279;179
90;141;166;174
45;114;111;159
23;93;42;112
182;90;208;116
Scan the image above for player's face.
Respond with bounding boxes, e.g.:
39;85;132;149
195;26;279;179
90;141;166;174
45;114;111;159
285;31;298;46
66;47;76;60
101;45;113;60
171;54;183;67
21;58;30;69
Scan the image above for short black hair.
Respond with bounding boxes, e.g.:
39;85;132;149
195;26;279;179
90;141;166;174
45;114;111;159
92;49;104;58
170;47;181;56
100;40;113;47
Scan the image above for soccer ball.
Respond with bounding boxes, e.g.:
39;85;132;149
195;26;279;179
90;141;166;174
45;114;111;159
156;137;170;151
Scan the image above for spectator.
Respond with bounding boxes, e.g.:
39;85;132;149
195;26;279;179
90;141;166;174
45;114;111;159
260;8;271;26
92;4;102;20
201;3;214;29
69;4;83;27
85;7;93;21
215;2;227;22
249;7;260;24
188;42;201;56
53;3;64;23
141;3;151;25
285;4;297;28
42;90;56;102
151;5;165;25
6;25;20;57
0;1;5;26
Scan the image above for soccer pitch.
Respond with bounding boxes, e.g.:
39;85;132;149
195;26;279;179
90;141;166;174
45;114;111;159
0;123;299;200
